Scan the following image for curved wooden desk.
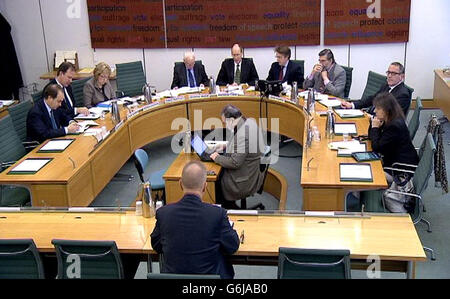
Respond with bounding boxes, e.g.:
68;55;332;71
0;92;385;210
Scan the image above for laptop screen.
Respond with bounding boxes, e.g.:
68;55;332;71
191;135;207;155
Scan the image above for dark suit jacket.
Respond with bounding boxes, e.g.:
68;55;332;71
170;62;209;89
369;118;419;168
44;79;76;119
355;82;412;116
216;58;259;86
150;194;240;279
26;99;71;143
267;60;304;87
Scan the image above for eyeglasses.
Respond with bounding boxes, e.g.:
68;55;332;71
386;71;401;76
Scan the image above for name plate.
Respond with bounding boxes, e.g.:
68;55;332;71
165;96;185;104
142;101;161;111
189;94;212;100
268;95;285;102
126;108;141;120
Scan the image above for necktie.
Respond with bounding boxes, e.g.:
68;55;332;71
278;66;284;81
50;110;58;129
188;69;195;88
64;87;73;110
234;64;241;84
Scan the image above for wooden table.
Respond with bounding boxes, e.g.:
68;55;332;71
39;69;116;81
0;210;425;278
433;69;450;118
300;103;387;211
0;92;385;210
163;151;222;204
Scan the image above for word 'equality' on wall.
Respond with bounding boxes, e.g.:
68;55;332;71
87;0;321;48
324;0;411;45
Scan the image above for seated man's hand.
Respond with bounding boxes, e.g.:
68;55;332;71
77;107;90;115
210;152;220;161
341;101;353;109
67;122;80;133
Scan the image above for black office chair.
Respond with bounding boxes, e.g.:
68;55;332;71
0;239;45;279
239;145;271;210
341;66;353;99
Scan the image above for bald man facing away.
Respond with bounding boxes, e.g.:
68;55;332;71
170;52;209;89
151;161;240;278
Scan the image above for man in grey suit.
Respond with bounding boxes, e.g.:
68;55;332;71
303;49;346;98
210;105;265;209
170;52;209;89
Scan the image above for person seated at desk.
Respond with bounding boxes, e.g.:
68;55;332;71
303;48;346;98
151;161;240;279
26;84;79;143
210;105;265;209
267;46;304;87
44;62;89;118
369;92;419;181
341;62;412;116
216;43;259;86
83;62;116;108
170;52;209;89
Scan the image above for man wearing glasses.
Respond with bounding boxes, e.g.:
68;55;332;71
266;46;304;87
341;62;412;116
303;48;346;98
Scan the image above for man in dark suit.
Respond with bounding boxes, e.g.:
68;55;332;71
341;62;412;116
151;161;240;279
266;46;304;87
44;62;89;119
26;84;80;143
170;52;209;89
217;44;259;86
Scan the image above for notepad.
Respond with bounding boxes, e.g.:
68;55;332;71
334;123;357;135
38;139;74;152
8;158;52;174
339;163;373;182
334;109;364;118
319;98;342;108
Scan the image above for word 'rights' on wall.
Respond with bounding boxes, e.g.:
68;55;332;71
324;0;411;45
87;0;320;48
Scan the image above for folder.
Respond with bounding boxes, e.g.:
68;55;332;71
8;158;53;175
339;163;373;182
37;139;74;153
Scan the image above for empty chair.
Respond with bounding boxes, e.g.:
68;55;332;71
408;97;423;140
133;149;167;203
51;239;124;279
7;99;33;143
70;77;90;107
341;66;353;99
115;61;146;97
278;247;351;279
31;90;43;103
360;71;386;102
291;60;305;84
0;115;30;206
147;273;220;279
0;239;44;279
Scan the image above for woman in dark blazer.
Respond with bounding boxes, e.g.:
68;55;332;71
369;92;419;172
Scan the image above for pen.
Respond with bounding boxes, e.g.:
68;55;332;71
240;230;245;244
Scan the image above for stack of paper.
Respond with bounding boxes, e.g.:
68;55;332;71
39;139;74;152
329;140;364;151
340;163;373;182
319;98;342;108
334;123;357;135
334;109;364;118
8;158;52;174
0;100;15;106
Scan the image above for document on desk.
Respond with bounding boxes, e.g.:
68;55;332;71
75;112;100;120
0;100;15;106
38;139;74;153
337;143;366;157
319;98;342;108
334;109;364;118
334;123;357;135
339;163;373;182
8;158;53;174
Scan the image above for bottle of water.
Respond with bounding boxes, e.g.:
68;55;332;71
307;88;315;114
325;107;335;139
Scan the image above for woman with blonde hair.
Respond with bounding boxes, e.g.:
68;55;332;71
83;62;116;108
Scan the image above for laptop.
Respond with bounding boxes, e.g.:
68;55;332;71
191;135;214;162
